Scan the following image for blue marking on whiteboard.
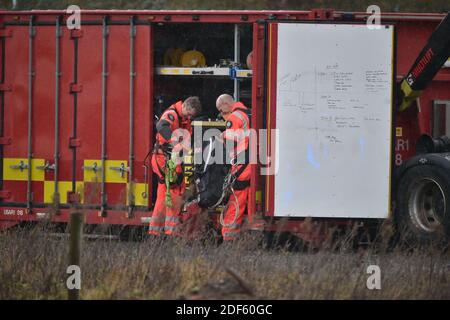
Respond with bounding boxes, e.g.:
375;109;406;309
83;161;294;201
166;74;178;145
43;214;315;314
322;145;328;159
281;191;294;209
280;163;295;209
307;144;320;169
359;138;365;157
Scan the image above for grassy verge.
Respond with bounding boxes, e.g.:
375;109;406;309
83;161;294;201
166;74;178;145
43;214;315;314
0;224;449;300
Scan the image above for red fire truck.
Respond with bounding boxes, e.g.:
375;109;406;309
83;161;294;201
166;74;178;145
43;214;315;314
0;8;449;244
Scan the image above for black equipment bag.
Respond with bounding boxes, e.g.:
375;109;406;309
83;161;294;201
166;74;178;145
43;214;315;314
194;136;230;208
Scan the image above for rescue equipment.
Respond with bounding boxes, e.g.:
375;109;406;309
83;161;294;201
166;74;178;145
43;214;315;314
246;51;253;69
163;47;186;66
181;50;206;67
164;152;179;208
191;136;241;227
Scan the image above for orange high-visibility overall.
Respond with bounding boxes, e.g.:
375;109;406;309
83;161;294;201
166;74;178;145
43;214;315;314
221;102;252;241
148;101;192;236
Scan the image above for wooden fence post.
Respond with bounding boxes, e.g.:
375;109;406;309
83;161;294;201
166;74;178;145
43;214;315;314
68;211;83;300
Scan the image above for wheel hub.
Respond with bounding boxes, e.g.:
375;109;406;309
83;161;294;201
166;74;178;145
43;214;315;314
408;178;446;232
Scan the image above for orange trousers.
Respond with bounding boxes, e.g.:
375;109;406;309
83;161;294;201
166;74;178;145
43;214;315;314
222;187;249;241
148;153;185;236
221;164;251;241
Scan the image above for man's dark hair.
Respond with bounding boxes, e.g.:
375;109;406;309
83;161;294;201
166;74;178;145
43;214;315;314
184;96;202;115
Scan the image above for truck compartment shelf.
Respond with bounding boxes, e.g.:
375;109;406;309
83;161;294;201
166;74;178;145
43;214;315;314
155;66;252;78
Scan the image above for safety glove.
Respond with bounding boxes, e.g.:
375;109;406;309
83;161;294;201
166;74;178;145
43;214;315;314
164;151;180;208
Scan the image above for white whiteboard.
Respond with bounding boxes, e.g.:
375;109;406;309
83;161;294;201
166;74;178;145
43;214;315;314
274;23;394;218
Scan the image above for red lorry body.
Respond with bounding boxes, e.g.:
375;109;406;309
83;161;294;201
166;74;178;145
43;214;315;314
0;9;449;240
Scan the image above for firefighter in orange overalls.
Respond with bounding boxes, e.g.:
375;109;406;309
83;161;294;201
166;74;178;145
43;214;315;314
216;94;253;241
148;96;202;237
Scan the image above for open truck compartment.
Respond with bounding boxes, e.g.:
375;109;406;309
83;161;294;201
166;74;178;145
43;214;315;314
152;22;253;204
153;23;253;118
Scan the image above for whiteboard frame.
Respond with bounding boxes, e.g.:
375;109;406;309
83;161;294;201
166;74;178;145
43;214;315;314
265;21;396;219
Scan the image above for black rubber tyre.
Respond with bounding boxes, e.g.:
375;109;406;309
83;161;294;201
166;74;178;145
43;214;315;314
396;165;450;247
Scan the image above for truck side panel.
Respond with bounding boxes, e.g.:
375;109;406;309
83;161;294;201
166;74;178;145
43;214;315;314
3;26;31;204
1;17;153;216
72;23;153;210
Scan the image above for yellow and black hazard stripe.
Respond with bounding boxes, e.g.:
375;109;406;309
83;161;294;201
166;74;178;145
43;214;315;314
3;158;149;206
398;12;450;111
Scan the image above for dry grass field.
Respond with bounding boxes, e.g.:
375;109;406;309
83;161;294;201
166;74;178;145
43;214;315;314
0;223;449;300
